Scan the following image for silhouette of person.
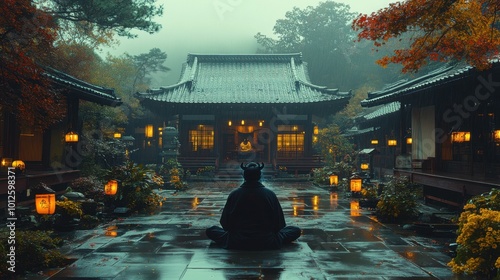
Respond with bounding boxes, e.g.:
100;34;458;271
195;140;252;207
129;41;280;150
206;162;301;250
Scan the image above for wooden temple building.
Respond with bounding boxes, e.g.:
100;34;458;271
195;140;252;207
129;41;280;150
0;67;121;210
358;63;500;207
136;53;351;172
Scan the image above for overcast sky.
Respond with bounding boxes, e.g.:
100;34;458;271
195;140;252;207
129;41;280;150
103;0;395;85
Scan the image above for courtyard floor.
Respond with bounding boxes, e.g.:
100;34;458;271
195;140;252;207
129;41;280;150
25;179;465;280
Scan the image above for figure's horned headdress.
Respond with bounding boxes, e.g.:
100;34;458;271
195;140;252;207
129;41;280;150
240;162;264;181
240;162;264;170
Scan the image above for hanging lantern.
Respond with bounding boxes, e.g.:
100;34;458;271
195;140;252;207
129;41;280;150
387;139;397;146
145;125;154;138
494;130;500;142
104;180;118;195
451;131;471;143
329;174;339;186
65;131;79;143
360;163;369;170
35;194;56;215
371;139;379;145
228;120;232;126
406;137;412;144
1;158;13;167
350;175;362;192
313;125;319;135
241;120;245;125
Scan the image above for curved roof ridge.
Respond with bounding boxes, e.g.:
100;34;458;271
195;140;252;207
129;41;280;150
186;53;303;63
367;65;456;98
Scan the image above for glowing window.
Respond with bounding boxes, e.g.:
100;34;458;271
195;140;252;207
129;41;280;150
189;125;214;151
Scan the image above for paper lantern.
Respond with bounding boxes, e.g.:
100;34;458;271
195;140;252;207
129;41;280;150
451;131;470;143
12;160;25;172
65;131;79;143
406;137;413;144
105;180;118;195
145;125;154;138
329;174;339;186
360;163;369;170
1;158;12;167
387;139;397;146
350;176;362;192
36;194;56;215
495;130;500;142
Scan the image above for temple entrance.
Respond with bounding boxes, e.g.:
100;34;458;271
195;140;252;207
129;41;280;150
221;124;269;163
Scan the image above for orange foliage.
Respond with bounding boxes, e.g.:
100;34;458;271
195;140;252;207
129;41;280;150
353;0;500;73
0;0;65;128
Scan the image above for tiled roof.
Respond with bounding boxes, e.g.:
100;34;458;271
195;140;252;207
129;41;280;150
136;53;350;105
361;102;400;120
45;67;121;106
361;63;475;107
342;126;378;137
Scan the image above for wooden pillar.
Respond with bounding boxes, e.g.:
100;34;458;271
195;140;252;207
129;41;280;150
2;112;20;159
400;103;407;155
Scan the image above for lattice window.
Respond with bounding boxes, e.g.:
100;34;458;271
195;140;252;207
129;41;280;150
188;125;214;151
277;125;304;158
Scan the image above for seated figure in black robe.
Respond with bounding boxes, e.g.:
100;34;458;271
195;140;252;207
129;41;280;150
206;162;301;250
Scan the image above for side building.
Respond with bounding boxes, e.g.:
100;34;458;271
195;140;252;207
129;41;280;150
0;67;121;211
359;63;500;207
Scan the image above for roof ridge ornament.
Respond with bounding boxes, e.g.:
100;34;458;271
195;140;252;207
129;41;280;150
187;56;198;91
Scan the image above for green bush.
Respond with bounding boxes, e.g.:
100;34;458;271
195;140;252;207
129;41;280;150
376;176;422;223
69;176;105;202
106;161;165;213
196;166;215;176
159;158;186;190
311;162;354;186
0;230;67;277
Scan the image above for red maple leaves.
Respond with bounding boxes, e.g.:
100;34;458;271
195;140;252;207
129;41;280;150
1;0;65;128
353;0;500;73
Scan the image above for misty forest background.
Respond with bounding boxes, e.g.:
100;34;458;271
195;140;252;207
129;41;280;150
3;1;442;147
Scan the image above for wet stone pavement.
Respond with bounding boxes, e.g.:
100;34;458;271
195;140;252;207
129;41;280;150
28;179;466;280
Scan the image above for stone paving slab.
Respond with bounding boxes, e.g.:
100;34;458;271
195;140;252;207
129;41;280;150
26;180;466;279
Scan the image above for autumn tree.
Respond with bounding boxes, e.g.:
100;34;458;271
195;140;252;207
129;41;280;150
314;124;354;165
353;0;500;73
0;0;65;128
79;48;169;133
1;0;164;127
